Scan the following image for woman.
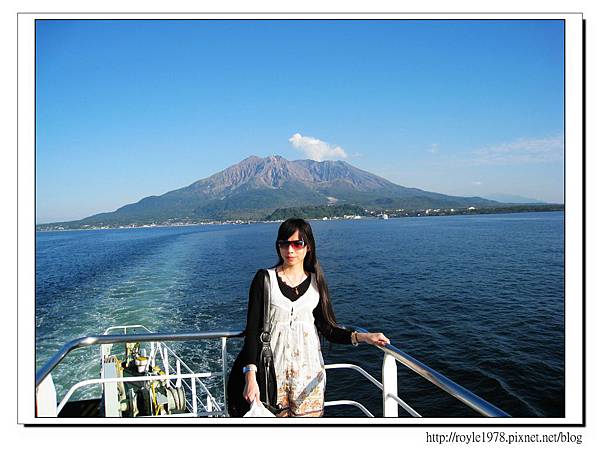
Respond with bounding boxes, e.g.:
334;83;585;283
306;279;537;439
236;218;389;417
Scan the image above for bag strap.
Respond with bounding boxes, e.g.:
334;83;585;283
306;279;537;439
259;270;272;348
262;270;271;337
258;270;274;405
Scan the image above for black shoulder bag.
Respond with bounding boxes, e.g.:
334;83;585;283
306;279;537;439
226;270;280;417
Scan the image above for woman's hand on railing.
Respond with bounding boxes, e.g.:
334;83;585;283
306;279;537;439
358;332;390;346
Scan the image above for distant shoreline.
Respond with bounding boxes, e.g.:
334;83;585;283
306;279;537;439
35;206;564;232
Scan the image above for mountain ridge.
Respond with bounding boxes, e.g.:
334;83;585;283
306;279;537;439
42;155;503;226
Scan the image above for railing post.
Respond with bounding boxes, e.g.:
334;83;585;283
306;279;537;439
164;348;170;388
36;373;57;417
221;337;228;413
175;360;182;388
191;376;198;416
382;353;398;417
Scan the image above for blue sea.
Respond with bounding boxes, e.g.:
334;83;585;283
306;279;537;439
35;212;565;417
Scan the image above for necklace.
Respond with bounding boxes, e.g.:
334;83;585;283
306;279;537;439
278;269;306;295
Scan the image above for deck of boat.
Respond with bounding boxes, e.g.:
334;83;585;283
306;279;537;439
57;399;102;418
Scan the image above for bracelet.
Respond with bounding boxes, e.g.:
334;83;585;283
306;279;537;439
351;331;359;346
243;364;257;374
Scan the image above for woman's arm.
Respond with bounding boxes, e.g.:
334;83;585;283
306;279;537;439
239;270;266;367
313;298;390;346
242;364;260;405
239;270;266;404
313;299;353;344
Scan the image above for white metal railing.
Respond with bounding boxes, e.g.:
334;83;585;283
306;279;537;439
323;362;421;417
36;325;510;418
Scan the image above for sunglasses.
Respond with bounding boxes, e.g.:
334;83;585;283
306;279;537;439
276;239;307;250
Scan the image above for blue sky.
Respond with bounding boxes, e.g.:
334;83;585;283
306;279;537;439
36;19;564;223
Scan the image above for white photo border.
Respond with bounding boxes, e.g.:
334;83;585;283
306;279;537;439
18;12;584;426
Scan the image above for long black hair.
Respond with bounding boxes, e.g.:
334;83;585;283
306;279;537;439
274;218;338;330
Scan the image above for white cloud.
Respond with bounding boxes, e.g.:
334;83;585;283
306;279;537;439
428;143;439;154
288;133;348;162
472;181;483;186
469;136;564;165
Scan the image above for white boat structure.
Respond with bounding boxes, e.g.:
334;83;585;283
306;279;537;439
35;324;510;418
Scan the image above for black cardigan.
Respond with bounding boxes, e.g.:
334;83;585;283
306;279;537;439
239;269;353;367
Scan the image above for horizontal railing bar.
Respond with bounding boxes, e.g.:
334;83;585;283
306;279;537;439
325;363;383;390
36;330;244;388
103;325;150;334
324;400;374;417
350;326;510;418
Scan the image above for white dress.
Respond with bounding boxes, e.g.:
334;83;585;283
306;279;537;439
267;268;326;416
